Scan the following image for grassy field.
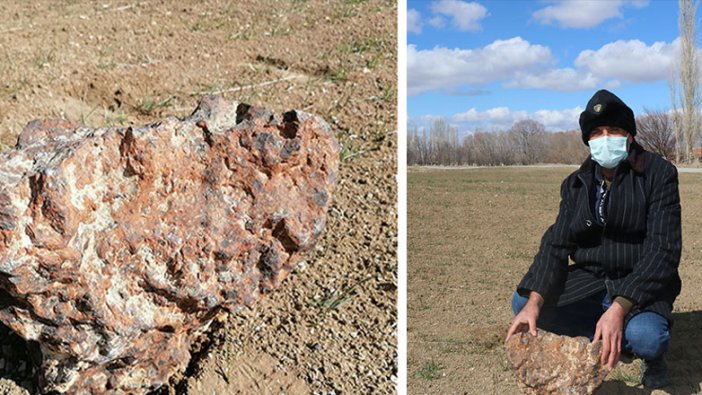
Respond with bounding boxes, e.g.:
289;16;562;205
408;166;702;395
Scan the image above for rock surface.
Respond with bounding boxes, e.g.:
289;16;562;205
506;330;609;395
0;96;340;394
0;378;29;395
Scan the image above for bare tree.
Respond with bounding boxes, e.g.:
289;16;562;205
407;123;604;167
464;131;495;165
407;125;434;165
421;118;462;165
670;0;702;163
457;133;474;165
669;84;682;162
448;124;460;164
544;130;589;164
428;118;446;164
463;130;519;166
508;119;547;165
407;126;421;165
635;109;677;160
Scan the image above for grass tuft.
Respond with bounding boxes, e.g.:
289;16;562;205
339;142;364;162
309;290;352;311
328;66;349;83
416;360;444;381
136;96;174;116
309;277;371;314
33;51;55;69
333;8;358;19
190;22;203;32
342;38;381;54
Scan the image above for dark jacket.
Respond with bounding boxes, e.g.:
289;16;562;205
518;141;682;321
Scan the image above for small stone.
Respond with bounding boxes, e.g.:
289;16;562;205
0;378;29;395
506;330;609;395
295;260;308;272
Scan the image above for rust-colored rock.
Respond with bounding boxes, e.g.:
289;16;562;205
506;330;609;395
0;96;339;394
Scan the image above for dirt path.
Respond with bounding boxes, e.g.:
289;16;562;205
0;1;397;393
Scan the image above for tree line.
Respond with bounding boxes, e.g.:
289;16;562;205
407;110;678;166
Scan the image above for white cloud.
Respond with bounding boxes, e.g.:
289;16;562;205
575;39;678;82
447;106;583;132
427;16;446;29
453;107;525;123
429;0;488;31
533;0;625;29
452;107;527;131
408;114;444;132
532;107;584;130
410;105;584;133
408;37;553;95
508;39;678;90
509;68;602;91
409;36;681;95
630;0;650;9
408;9;422;34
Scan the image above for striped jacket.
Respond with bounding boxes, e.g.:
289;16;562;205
518;141;682;321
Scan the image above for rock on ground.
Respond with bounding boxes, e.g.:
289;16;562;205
0;378;29;395
506;330;609;395
0;96;339;394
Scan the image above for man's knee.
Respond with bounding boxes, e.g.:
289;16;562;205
511;291;528;315
624;312;670;360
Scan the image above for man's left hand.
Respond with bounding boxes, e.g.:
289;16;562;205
592;302;626;370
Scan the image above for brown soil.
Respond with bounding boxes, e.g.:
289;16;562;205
0;1;397;394
408;166;702;394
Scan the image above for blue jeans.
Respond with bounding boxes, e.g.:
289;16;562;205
511;291;670;361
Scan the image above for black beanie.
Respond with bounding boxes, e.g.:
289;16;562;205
579;89;636;145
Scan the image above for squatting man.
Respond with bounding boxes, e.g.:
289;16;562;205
506;89;681;389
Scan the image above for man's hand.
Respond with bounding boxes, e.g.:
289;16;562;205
592;301;626;370
506;292;544;341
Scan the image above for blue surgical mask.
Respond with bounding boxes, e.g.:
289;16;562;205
589;136;628;169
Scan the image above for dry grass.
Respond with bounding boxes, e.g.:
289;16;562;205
408;166;702;394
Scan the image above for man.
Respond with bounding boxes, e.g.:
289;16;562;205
505;89;682;389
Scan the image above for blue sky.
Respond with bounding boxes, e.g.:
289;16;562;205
407;0;682;133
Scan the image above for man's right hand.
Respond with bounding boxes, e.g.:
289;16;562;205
506;291;544;341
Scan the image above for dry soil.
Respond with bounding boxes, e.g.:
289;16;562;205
408;166;702;395
0;1;397;394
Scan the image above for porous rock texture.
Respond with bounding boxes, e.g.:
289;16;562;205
506;330;609;395
0;96;340;394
